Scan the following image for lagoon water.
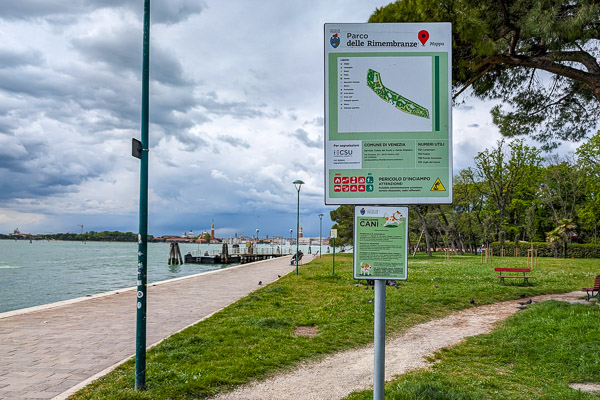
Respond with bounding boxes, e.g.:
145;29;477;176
0;240;309;314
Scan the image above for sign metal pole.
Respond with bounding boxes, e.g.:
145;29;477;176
330;228;337;275
374;279;386;400
332;237;335;274
353;205;408;400
319;213;323;257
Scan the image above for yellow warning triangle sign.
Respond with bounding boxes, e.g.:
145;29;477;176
430;178;446;191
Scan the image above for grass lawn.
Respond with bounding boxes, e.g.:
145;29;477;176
71;253;600;399
345;300;600;400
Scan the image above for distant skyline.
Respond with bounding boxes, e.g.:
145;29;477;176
0;0;584;238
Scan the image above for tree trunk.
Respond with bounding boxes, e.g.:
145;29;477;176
415;206;433;257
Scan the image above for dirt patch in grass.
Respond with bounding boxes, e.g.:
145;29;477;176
211;291;584;400
293;325;319;338
569;383;600;393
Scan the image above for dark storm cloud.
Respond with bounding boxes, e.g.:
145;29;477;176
0;40;199;149
0;66;141;137
150;1;207;25
0;137;112;200
149;85;200;126
0;49;44;69
217;135;250;148
303;116;324;127
290;128;321;148
0;69;77;99
68;24;207;137
0;120;18;135
198;92;270;119
0;138;30;172
175;130;208;151
71;27;187;87
0;0;206;25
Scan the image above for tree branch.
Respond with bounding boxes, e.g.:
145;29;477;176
546;51;600;74
476;53;600;100
531;87;581;116
452;64;494;100
495;0;519;55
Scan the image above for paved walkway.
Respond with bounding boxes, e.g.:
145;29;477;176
0;255;313;400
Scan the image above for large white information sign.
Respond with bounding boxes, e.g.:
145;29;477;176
324;23;452;205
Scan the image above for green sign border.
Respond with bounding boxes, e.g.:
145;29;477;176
328;52;449;141
353;206;409;281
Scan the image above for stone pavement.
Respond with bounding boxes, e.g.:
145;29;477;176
0;254;314;400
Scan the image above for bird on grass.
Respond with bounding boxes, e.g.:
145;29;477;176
518;299;532;305
367;299;373;304
470;298;475;305
277;275;281;278
258;281;262;285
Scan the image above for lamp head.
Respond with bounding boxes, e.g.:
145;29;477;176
293;179;304;192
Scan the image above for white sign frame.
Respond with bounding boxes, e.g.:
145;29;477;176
324;23;452;205
353;206;409;281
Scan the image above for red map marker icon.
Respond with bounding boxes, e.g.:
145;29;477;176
418;30;429;46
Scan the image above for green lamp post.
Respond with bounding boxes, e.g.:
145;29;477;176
293;180;304;275
135;0;150;391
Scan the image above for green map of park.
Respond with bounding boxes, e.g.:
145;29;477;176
366;69;429;119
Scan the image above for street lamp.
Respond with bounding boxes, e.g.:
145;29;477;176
255;228;259;242
319;213;324;257
293;179;304;275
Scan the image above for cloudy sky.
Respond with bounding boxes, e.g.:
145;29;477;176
0;0;582;239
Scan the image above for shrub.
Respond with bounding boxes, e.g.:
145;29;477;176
489;242;600;258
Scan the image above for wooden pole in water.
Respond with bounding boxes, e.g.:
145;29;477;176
168;243;183;265
222;243;229;264
175;243;182;264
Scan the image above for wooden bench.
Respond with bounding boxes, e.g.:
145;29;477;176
582;275;600;301
494;268;533;285
290;252;303;265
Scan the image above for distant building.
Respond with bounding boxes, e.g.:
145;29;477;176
181;229;194;238
300;237;330;245
8;228;32;238
163;235;194;243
